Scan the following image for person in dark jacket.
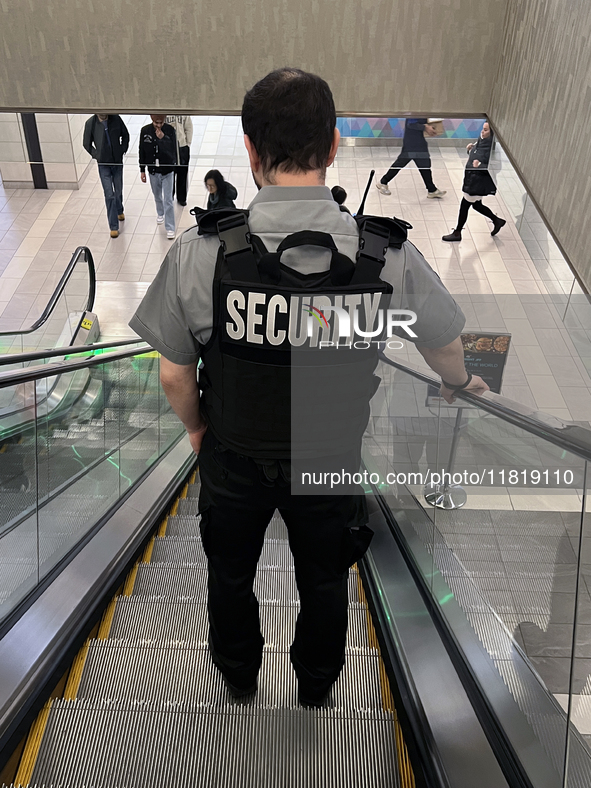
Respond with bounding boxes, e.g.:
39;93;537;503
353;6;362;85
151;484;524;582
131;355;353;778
331;185;351;213
442;122;506;241
376;119;446;199
83;113;129;238
204;170;238;210
139;115;177;239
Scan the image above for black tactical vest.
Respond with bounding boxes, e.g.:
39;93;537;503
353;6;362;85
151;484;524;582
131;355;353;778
194;209;409;460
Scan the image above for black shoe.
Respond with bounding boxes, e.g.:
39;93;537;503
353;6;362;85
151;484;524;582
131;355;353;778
442;228;462;242
177;200;187;206
491;217;506;236
222;675;257;698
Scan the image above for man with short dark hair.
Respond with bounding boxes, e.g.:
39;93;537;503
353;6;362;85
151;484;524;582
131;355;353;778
130;68;487;707
83;113;129;238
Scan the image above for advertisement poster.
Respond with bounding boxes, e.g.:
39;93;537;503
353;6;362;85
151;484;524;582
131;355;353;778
426;332;511;406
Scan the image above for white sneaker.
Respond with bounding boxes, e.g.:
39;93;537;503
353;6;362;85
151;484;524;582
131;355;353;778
376;182;391;195
157;215;165;224
167;230;175;240
427;189;447;199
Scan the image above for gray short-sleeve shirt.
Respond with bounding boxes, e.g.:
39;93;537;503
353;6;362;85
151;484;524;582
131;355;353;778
129;186;465;364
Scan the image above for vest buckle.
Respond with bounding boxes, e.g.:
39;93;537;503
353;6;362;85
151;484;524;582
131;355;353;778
217;215;252;258
356;220;389;264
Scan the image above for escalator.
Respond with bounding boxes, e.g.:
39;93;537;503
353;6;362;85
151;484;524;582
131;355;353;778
1;347;591;787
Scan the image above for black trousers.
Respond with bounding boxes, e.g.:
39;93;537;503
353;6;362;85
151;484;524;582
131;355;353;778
198;430;367;697
456;197;498;231
381;149;436;192
173;145;190;204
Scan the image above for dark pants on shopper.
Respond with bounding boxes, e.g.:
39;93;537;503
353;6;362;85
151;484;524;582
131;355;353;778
98;164;123;231
198;429;367;698
456;198;498;230
381;149;436;192
173;145;190;204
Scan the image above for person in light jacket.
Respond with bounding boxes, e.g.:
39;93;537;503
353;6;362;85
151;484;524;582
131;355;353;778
442;122;506;241
83;113;129;238
166;115;193;206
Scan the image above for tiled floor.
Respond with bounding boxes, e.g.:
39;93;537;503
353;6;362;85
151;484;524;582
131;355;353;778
1;115;590;419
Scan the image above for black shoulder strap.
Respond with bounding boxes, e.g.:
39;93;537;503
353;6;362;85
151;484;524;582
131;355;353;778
354;214;412;249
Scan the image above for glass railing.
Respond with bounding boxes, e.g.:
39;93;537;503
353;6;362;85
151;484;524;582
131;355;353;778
0;345;184;626
0;246;96;357
363;354;591;788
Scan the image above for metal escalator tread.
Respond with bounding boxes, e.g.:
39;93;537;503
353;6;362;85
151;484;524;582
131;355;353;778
15;480;406;788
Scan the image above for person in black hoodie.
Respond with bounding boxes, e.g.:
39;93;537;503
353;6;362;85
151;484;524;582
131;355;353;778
139;115;177;239
442;122;506;241
83;113;129;238
204;170;238;210
376;119;446;199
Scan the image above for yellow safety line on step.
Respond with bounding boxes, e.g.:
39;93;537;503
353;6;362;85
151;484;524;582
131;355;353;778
356;571;416;788
97;597;118;640
141;534;156;563
123;561;140;595
190;470;197;484
180;482;189;499
63;638;91;700
170;497;180;516
14;700;51;788
157;515;169;537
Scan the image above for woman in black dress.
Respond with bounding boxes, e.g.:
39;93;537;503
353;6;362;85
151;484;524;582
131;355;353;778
442;122;506;241
205;169;238;210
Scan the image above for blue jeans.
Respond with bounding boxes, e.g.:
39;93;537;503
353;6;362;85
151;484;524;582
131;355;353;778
149;171;175;232
98;164;124;231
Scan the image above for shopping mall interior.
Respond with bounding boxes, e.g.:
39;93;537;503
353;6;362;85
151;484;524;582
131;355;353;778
1;1;591;787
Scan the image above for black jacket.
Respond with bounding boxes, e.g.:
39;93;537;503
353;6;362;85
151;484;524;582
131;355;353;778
206;182;238;210
462;134;496;196
401;119;430;154
139;123;177;176
83;115;129;164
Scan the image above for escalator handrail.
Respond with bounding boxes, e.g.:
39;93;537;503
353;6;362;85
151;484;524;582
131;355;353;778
379;352;591;464
0;343;153;390
0;337;142;367
0;246;96;337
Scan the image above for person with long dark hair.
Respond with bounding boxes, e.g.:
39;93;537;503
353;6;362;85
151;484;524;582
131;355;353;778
205;169;238;210
442;122;506;241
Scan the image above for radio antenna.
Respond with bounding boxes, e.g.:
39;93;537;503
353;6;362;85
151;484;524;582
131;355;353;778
357;169;375;216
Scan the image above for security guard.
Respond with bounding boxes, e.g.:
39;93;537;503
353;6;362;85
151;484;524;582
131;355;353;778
129;68;488;707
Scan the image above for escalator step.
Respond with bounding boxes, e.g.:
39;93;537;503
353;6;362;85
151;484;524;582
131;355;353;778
150;537;295;568
108;598;372;650
131;564;361;604
29;701;398;788
76;643;385;711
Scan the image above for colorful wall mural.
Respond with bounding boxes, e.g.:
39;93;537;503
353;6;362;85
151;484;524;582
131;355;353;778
337;118;486;139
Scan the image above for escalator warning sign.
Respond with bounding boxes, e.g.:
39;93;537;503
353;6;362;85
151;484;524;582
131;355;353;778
81;318;93;330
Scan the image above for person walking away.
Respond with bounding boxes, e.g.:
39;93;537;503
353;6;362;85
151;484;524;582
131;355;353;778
442;121;506;241
204;170;238;209
376;119;446;199
166;114;193;206
83;113;129;238
139;115;177;239
129;68;487;709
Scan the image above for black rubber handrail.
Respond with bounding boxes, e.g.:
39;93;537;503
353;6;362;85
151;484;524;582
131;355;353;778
0;344;152;390
0;338;141;366
379;352;591;465
0;246;96;337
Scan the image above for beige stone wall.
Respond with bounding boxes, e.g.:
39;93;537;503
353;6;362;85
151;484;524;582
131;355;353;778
489;0;591;288
0;0;507;115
